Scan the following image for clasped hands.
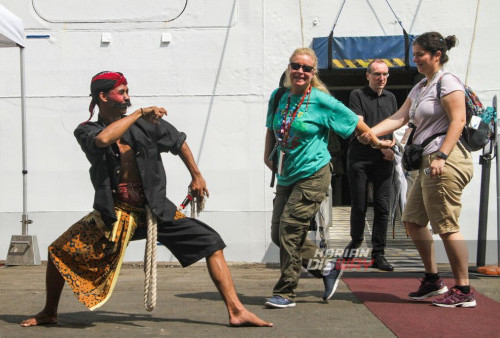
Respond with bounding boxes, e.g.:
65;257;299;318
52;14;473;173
356;132;394;149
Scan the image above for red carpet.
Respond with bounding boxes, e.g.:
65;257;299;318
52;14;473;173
343;276;500;337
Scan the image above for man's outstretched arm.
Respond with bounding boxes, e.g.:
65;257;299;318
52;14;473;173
178;142;209;199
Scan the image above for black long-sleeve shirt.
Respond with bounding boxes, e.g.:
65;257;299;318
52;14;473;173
74;115;186;229
348;86;397;161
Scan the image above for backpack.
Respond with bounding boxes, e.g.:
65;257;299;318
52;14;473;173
437;73;490;151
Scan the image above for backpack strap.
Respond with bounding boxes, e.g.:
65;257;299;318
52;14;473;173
269;87;287;188
436;71;464;100
273;87;288;116
435;72;472;151
436;75;443;99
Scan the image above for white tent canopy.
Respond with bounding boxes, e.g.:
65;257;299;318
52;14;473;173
0;4;25;47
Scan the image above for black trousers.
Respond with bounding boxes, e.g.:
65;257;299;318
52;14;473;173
133;217;226;267
347;157;393;257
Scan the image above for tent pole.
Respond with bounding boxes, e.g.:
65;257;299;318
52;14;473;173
20;46;31;235
6;45;39;266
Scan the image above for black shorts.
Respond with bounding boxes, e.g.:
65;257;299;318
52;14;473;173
133;217;226;267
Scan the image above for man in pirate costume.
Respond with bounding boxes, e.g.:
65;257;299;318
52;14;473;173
21;71;272;328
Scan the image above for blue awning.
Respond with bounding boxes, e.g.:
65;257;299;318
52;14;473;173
312;34;416;71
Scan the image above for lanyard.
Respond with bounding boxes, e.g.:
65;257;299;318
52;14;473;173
279;86;311;149
409;69;442;125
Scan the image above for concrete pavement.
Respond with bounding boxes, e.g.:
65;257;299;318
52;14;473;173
1;262;499;337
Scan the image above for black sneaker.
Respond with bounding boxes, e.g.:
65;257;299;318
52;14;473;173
371;255;394;271
409;278;448;300
265;295;296;308
322;261;345;301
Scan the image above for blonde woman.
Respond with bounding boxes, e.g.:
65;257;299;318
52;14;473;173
264;48;392;308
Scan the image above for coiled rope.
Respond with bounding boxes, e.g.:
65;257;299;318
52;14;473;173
144;205;158;312
143;189;205;311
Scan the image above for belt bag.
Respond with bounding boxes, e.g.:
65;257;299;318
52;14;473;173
402;130;447;171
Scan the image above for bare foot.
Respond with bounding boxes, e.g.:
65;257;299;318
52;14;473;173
229;309;273;327
20;311;57;327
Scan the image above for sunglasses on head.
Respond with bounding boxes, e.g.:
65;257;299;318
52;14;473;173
290;62;314;73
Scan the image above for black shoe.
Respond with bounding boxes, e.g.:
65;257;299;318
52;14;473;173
371;255;394;271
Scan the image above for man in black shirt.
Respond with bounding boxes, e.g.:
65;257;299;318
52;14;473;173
21;71;272;328
346;60;397;271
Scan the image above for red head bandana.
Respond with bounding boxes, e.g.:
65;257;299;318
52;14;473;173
85;71;128;123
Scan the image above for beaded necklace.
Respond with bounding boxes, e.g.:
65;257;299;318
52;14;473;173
278;85;311;150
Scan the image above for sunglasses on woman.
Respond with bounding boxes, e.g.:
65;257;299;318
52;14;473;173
290;62;314;73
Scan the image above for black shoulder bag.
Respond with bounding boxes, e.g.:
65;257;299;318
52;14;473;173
402;127;447;171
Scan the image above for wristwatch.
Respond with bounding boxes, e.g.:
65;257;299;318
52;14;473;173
435;151;448;160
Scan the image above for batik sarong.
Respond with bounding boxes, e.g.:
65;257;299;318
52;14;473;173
48;200;145;310
49;179;188;310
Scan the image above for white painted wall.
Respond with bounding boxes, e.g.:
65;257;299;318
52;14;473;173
1;0;499;264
